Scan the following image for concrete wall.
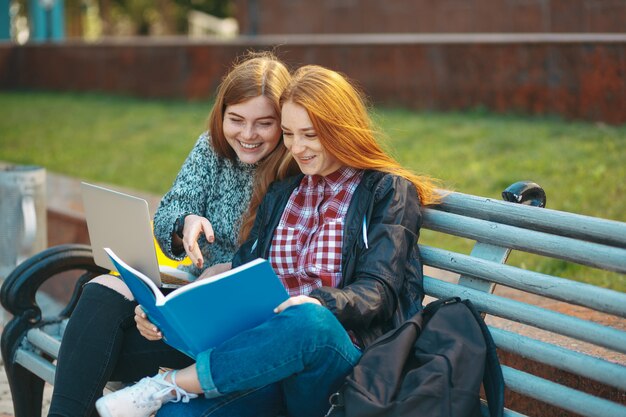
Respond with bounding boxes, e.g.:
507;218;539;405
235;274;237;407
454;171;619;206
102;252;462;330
234;0;626;35
2;35;624;124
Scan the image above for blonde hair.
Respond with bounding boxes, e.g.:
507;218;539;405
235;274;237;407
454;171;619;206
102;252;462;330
280;65;440;206
207;51;297;241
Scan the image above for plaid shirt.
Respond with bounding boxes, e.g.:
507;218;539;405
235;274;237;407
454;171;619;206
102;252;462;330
269;167;363;296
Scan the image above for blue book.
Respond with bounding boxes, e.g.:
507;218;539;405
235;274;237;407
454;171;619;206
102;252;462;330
104;247;289;359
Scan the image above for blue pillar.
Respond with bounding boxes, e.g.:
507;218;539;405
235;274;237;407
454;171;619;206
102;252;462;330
29;0;64;42
49;0;64;40
0;0;9;40
28;0;45;40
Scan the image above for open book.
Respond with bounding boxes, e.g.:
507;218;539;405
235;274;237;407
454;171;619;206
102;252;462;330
104;247;289;358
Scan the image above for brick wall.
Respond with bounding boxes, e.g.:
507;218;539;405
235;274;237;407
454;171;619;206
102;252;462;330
1;34;625;124
234;0;626;35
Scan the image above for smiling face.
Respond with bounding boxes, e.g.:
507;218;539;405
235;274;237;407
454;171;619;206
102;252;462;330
222;95;282;165
281;101;343;177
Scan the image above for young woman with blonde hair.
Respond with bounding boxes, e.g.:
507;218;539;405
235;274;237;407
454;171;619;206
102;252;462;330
48;51;296;417
96;65;440;417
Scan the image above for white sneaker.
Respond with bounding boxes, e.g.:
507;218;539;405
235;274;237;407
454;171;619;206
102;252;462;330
95;373;197;417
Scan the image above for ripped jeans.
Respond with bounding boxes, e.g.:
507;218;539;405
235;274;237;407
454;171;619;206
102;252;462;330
48;283;194;417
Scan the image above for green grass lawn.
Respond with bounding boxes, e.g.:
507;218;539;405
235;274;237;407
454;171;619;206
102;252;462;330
1;91;625;291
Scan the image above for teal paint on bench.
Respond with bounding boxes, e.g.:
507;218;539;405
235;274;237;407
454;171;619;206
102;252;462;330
423;209;626;273
501;366;624;417
489;327;625;391
421;246;625;317
418;183;626;417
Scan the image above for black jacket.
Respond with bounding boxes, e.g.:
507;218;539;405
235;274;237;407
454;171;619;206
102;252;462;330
232;170;424;348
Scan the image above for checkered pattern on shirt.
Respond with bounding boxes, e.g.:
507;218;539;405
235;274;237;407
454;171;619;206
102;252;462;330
270;167;363;296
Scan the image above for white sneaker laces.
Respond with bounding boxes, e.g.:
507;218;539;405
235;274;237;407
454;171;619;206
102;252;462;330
152;370;198;404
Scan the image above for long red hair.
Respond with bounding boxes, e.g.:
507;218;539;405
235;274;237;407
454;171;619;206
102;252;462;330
280;65;440;206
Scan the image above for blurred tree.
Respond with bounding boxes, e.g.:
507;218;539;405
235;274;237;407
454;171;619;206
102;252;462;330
109;0;159;35
170;0;234;33
177;0;230;18
98;0;110;35
106;0;232;35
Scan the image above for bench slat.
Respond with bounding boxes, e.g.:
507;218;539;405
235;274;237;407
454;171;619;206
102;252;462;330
26;328;62;359
14;349;56;385
424;277;626;353
502;366;626;417
421;246;626;317
489;327;626;390
422;210;626;273
438;191;626;248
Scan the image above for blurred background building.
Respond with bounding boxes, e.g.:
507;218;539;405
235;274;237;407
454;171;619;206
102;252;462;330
234;0;626;35
4;0;625;43
0;0;625;123
4;0;237;42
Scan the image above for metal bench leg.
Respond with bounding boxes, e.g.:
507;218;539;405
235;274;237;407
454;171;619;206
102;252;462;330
2;316;46;417
4;361;45;417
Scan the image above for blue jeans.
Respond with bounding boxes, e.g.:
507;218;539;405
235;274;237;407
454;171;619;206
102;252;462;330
157;303;361;417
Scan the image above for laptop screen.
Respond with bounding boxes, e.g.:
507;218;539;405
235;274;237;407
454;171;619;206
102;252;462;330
80;182;163;287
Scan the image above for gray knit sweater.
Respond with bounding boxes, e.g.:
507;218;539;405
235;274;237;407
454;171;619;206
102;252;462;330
153;132;256;277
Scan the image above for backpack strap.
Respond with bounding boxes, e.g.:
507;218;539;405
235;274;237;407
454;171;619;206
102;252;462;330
462;299;505;417
421;296;462;318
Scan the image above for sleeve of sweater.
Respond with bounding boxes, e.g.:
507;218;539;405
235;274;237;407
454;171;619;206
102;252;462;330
153;133;215;260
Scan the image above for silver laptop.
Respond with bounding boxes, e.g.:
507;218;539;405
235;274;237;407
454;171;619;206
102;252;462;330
81;182;192;288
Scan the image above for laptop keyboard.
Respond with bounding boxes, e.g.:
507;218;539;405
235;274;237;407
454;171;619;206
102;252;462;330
159;271;190;288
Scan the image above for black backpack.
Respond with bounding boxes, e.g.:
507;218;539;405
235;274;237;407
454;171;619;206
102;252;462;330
325;297;505;417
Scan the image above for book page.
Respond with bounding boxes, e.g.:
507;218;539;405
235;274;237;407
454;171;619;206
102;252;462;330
163;258;267;300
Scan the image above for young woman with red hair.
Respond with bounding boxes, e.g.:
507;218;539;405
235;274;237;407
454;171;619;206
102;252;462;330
96;65;440;417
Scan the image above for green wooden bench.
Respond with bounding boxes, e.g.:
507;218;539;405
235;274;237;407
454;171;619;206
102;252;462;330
1;181;625;417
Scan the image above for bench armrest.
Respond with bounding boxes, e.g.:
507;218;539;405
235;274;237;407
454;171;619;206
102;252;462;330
502;181;546;207
1;244;109;324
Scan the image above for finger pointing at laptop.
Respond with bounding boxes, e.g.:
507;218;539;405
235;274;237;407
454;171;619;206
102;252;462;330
181;214;215;270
